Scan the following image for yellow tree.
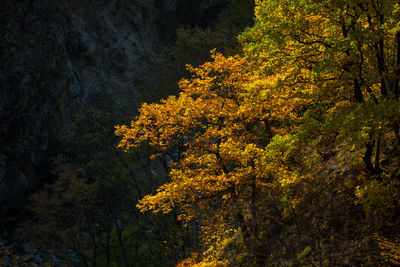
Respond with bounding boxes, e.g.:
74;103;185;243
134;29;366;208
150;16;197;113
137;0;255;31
116;51;308;265
117;0;400;264
240;0;400;173
240;0;400;264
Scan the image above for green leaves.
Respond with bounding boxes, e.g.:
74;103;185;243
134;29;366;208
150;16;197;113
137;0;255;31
115;0;400;265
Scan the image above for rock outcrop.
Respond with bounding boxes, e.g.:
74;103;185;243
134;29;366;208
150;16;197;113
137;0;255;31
0;0;224;231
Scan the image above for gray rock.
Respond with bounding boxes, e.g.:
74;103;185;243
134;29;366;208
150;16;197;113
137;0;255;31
0;0;225;229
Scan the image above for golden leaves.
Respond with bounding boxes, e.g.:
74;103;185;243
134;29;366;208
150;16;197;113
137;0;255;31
113;51;321;265
375;235;400;265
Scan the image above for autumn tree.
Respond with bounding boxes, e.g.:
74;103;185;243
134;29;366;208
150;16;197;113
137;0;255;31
240;0;400;173
116;50;312;265
117;0;400;265
239;0;400;264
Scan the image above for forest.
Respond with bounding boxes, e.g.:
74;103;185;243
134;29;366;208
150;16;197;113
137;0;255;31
1;0;400;266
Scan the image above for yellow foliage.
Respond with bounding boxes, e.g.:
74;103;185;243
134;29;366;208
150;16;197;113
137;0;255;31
116;50;310;264
375;235;400;265
117;51;308;223
355;179;400;216
117;0;400;264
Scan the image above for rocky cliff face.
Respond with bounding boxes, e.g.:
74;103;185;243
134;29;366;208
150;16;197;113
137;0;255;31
0;0;223;230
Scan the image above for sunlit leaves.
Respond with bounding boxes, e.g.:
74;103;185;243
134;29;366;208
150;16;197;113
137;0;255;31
116;0;400;265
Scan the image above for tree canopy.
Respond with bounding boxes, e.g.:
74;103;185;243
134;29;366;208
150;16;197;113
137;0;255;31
116;0;400;265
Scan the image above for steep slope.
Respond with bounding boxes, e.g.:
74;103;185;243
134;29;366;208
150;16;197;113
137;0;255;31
0;0;224;231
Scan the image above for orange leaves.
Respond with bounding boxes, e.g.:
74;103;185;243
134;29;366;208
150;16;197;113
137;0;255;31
123;1;400;265
181;52;248;99
375;235;400;265
243;70;312;137
117;49;311;225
